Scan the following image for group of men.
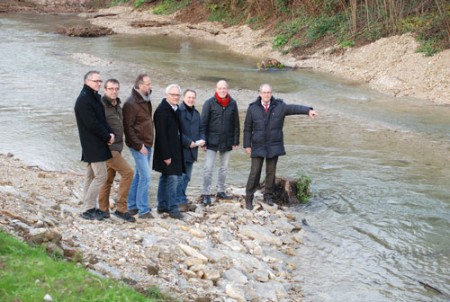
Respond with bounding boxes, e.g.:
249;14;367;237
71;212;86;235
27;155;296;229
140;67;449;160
74;70;317;222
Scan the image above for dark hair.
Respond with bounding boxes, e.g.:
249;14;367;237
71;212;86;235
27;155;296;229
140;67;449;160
134;73;149;89
183;88;197;97
104;78;120;88
104;79;120;88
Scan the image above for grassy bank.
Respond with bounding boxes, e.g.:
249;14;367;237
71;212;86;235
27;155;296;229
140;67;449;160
0;231;167;302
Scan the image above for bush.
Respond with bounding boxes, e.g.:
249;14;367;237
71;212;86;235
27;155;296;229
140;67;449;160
296;174;311;203
273;34;288;48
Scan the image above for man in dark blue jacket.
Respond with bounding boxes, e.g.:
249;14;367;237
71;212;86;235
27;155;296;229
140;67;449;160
74;70;115;220
243;83;317;210
177;89;204;212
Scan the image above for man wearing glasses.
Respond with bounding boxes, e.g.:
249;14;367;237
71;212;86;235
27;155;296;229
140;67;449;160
243;83;317;210
98;79;135;222
74;70;115;220
123;74;154;219
152;84;184;219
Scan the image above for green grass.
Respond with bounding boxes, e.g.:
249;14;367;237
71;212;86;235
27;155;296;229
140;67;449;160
152;0;190;14
0;231;165;302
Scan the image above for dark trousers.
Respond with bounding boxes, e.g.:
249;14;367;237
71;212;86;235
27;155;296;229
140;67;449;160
245;156;278;198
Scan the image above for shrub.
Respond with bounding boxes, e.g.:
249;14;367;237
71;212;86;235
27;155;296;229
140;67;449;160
296;174;311;203
273;34;288;48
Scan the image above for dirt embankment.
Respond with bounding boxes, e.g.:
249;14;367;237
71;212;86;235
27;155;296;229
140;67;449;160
2;0;450;103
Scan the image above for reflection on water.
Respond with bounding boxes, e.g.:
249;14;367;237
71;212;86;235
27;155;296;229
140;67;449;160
1;13;449;302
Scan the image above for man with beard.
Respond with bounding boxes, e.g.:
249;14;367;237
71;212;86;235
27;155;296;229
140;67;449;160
123;74;154;219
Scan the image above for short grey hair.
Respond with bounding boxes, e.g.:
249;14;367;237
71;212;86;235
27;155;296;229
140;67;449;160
259;83;272;92
84;70;100;81
165;84;181;94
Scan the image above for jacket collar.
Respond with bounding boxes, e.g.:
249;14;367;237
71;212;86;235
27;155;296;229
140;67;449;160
102;95;121;107
132;87;151;103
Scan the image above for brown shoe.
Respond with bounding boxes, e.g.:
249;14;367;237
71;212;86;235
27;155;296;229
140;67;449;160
178;203;188;212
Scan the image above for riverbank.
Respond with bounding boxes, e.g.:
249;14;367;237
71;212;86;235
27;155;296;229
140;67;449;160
83;5;450;104
2;2;449;104
0;153;305;301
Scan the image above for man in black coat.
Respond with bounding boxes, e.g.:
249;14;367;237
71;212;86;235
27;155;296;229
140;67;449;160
153;84;184;219
243;83;317;210
200;80;240;205
74;70;115;220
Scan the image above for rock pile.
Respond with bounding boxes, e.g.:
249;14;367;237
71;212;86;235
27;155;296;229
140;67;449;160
0;154;305;302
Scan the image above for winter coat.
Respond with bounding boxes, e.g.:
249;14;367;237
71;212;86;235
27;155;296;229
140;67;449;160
122;88;154;151
102;96;124;153
200;95;240;152
243;96;312;159
179;102;202;163
74;84;112;163
152;99;184;175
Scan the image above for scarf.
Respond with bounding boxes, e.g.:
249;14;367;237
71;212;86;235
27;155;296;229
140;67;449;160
215;92;230;108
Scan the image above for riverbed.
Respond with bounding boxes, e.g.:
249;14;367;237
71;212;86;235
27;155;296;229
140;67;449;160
0;13;449;302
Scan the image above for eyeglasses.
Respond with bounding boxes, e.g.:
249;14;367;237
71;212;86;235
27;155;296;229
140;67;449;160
106;87;120;91
88;79;103;83
168;93;180;97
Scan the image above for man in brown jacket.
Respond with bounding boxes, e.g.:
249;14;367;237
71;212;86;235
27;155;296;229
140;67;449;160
98;79;135;222
123;74;154;219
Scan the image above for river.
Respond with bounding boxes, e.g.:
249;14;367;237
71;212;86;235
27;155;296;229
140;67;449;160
0;13;449;302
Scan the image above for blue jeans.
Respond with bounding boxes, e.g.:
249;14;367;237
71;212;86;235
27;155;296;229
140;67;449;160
157;174;180;214
177;161;194;205
128;146;152;215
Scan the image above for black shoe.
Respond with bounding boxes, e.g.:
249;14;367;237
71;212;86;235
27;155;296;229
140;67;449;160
114;210;136;222
138;212;154;219
128;209;139;216
245;194;254;210
203;195;211;205
216;192;232;199
157;208;168;214
81;208;104;221
169;211;183;219
96;209;110;219
263;196;274;206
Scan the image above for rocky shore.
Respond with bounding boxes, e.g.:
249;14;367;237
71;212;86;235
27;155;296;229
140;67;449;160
0;153;306;301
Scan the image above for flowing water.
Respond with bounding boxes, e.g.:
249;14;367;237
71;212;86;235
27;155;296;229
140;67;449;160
1;13;449;302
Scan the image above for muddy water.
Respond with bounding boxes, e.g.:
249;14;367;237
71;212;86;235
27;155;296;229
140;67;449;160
1;13;449;302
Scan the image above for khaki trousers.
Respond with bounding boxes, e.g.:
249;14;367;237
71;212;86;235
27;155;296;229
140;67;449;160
82;161;107;211
98;151;134;213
